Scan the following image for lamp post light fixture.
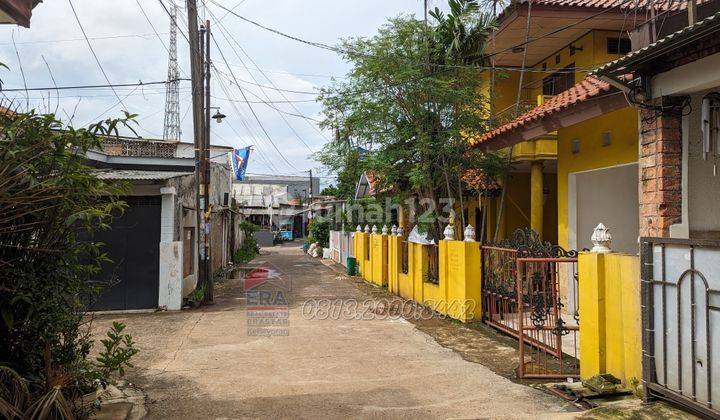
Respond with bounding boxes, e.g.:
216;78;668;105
211;107;226;124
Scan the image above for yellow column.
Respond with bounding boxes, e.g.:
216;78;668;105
530;161;544;238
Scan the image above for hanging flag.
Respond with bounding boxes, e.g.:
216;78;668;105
229;146;251;181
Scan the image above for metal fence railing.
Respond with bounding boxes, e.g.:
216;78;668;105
640;237;720;418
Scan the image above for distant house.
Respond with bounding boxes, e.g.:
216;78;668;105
84;137;241;311
234;174;320;240
0;0;41;27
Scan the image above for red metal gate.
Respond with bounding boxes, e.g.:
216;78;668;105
482;229;580;379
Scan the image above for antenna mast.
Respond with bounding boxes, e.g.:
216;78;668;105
163;0;181;141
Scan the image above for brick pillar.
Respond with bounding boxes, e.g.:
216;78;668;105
639;99;683;238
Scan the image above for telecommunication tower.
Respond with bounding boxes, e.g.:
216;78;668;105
163;0;181;141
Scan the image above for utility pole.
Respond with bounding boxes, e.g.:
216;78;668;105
185;0;211;301
203;19;213;302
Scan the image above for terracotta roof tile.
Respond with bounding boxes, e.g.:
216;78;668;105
495;0;710;24
471;76;614;145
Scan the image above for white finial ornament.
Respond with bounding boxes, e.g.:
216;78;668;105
443;223;455;241
464;224;476;242
364;224;370;233
591;223;612;253
372;225;378;234
381;225;389;235
356;225;362;232
391;225;398;235
397;227;404;237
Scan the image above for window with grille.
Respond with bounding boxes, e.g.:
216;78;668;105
607;37;631;54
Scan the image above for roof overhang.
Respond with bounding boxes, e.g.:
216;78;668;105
491;3;632;66
0;0;40;27
475;91;628;152
85;149;195;172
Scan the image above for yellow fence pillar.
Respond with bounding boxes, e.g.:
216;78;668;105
578;252;642;385
370;230;388;286
388;232;400;294
354;228;372;281
530;160;544;238
445;240;482;321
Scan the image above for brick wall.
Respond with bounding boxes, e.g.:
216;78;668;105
639;100;683;237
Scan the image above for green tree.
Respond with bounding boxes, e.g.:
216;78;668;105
317;0;496;239
0;109;136;413
320;184;340;197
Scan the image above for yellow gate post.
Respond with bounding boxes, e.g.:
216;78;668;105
370;226;389;286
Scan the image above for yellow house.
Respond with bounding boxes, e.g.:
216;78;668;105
473;0;643;252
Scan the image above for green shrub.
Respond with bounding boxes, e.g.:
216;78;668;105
0;110;138;413
233;221;259;264
309;218;330;248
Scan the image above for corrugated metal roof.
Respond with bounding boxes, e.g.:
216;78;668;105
592;10;720;75
93;169;192;181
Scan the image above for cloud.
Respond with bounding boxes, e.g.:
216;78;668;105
0;0;440;182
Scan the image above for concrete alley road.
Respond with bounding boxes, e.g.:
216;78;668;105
94;243;573;419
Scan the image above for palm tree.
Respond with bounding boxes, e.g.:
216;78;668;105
430;0;496;66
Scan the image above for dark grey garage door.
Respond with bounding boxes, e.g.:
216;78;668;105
89;196;161;311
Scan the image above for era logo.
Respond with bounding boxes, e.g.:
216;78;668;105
246;290;288;306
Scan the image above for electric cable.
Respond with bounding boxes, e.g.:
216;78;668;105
68;0;128;111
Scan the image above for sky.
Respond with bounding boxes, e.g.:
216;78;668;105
0;0;447;187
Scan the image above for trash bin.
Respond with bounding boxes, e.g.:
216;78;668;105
346;257;357;276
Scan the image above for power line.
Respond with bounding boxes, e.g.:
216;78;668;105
207;13;316;153
211;0;634;72
207;12;329;143
211;95;317;104
134;0;170;55
207;0;338;53
0;32;170;46
213;66;282;174
214;68;320;94
0;79;189;92
68;0;128;110
209;35;301;171
213;70;323;123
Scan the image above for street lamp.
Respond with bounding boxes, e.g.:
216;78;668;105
211;107;226;124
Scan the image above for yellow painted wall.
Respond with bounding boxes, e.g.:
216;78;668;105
578;252;642;385
387;239;482;322
556;107;638;250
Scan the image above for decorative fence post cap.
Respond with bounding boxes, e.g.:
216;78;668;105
364;224;370;233
371;225;378;234
356;225;362;232
381;225;389;235
443;224;455;241
397;226;404;237
391;225;398;235
591;223;612;253
464;224;476;242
